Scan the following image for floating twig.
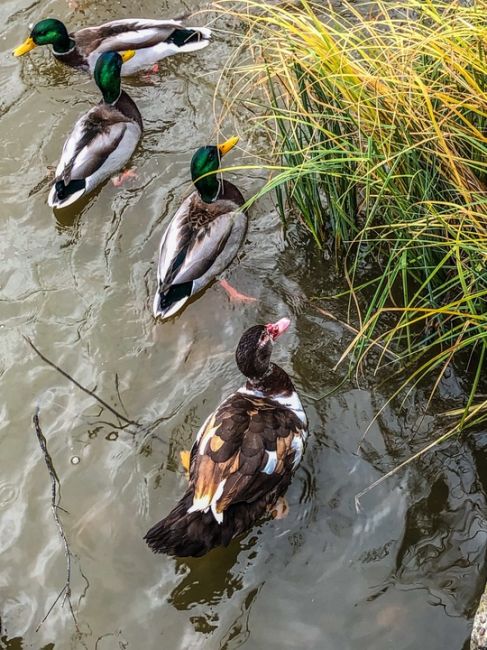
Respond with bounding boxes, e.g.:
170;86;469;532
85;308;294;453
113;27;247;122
33;409;79;633
24;336;139;427
25;336;181;448
114;372;130;420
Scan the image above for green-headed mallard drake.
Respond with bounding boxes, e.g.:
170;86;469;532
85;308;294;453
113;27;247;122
144;318;308;557
48;50;142;209
153;136;248;320
13;18;211;76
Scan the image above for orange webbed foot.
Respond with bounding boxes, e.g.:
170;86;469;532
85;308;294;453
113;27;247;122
219;279;256;303
142;64;160;81
111;168;138;187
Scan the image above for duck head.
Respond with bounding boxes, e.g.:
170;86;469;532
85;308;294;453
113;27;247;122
191;136;239;203
94;50;135;104
13;19;74;56
236;318;291;383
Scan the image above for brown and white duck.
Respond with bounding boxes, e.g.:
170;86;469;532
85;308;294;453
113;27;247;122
144;318;308;557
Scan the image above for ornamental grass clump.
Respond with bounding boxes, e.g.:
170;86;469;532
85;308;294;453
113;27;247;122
216;0;487;433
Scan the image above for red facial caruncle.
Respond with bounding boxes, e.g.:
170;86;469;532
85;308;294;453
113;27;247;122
265;317;291;341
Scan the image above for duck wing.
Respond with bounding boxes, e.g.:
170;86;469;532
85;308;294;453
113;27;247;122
75;19;212;74
154;194;247;318
48;105;141;209
187;393;306;523
75;19;184;54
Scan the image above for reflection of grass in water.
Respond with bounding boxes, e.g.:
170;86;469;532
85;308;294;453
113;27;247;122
215;0;487;445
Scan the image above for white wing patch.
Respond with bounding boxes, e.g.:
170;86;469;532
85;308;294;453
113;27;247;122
237;386;265;398
239;386;308;470
192;394;235;449
291;436;304;469
193;413;220;455
261;450;278;475
211;479;227;524
272;391;308;430
198;423;219;456
187;495;210;515
239;387;307;429
186;478;227;524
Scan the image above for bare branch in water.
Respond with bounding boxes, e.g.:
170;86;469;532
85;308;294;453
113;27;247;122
24;336;140;427
33;409;79;633
114;372;130;419
25;337;183;451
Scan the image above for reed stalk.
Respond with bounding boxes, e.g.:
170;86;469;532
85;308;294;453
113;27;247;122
216;0;487;434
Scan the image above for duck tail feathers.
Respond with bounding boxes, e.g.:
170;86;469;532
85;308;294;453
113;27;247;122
145;488;272;557
144;490;204;557
153;281;193;320
48;179;86;209
144;489;233;557
168;27;212;53
192;26;212;41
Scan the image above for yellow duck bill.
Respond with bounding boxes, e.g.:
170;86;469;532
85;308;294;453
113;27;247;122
13;37;36;57
119;50;136;63
218;136;239;156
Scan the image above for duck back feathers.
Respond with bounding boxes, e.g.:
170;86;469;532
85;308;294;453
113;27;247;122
153;185;247;320
48;91;142;209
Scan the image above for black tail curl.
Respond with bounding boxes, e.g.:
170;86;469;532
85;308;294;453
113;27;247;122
157;281;193;311
168;28;206;47
55;178;85;201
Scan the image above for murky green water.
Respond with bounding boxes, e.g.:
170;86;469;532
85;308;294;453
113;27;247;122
1;1;486;649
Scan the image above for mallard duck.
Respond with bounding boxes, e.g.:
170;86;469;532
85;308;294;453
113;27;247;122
48;50;142;209
153;136;249;320
144;318;308;557
13;18;211;75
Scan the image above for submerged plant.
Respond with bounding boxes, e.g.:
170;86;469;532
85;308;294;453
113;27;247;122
215;0;487;435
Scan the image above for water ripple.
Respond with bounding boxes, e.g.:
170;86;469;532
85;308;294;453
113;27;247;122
0;481;19;509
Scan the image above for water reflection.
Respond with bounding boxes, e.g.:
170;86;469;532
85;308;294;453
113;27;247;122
0;630;55;650
393;441;487;620
169;543;245;611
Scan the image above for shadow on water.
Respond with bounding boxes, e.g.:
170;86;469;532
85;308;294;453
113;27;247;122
0;617;54;650
167;532;270;647
170;541;245;611
51;195;95;232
